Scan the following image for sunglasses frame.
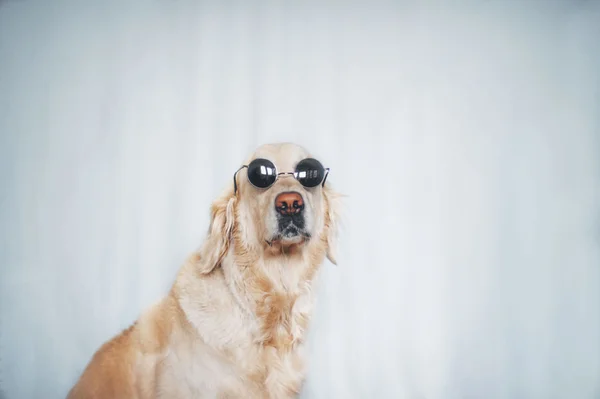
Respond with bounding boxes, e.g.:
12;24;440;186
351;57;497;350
233;158;330;194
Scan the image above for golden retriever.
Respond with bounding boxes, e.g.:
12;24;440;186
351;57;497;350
67;142;341;399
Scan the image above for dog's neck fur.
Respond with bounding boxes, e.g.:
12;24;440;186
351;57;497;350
221;232;327;348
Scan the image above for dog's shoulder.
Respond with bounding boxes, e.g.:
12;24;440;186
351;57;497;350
66;323;138;399
172;252;254;345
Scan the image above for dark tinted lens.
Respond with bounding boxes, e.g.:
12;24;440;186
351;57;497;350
247;158;277;188
295;158;325;187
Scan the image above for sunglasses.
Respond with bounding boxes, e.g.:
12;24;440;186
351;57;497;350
234;158;330;194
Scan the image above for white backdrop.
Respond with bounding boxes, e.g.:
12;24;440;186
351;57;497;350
1;1;599;398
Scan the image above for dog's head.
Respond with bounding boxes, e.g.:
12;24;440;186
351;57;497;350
196;142;341;273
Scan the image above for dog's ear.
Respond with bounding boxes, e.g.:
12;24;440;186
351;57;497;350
196;187;236;274
323;185;343;265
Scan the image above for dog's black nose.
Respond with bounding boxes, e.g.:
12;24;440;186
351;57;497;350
275;191;304;216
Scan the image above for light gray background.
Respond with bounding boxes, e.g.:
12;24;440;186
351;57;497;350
1;1;599;398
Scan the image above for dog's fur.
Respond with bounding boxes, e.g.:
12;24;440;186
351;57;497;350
67;143;341;399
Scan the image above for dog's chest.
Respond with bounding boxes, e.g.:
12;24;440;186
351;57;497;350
249;288;314;397
178;293;310;398
177;293;311;398
174;260;317;397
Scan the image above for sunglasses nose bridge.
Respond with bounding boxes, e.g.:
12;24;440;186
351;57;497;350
277;172;295;179
274;172;302;191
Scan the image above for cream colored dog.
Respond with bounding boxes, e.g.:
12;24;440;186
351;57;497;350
67;143;341;399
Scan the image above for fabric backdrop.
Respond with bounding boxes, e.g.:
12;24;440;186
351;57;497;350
1;1;599;398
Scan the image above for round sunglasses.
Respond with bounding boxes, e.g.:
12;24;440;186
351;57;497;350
234;158;330;194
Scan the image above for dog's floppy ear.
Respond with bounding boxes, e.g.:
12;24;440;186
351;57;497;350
196;187;236;274
323;185;343;265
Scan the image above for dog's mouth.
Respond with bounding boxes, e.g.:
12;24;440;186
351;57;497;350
266;233;310;248
267;215;311;246
280;222;302;237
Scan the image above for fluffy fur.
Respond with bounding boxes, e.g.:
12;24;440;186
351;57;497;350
67;143;341;399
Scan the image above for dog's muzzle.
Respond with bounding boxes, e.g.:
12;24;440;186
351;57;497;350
274;191;307;238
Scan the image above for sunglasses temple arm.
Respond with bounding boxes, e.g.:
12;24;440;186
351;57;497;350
322;168;330;187
233;166;245;195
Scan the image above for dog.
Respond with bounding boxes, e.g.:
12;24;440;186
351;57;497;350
67;142;341;399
